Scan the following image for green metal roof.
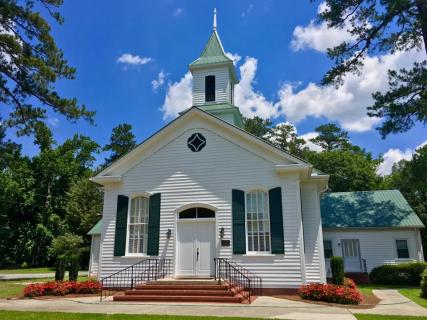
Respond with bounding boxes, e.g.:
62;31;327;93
190;30;231;66
87;219;102;235
321;190;424;229
189;30;238;83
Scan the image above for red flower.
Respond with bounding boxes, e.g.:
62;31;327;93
23;280;101;297
298;282;362;305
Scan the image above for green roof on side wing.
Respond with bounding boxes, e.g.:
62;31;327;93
87;219;102;235
321;190;424;229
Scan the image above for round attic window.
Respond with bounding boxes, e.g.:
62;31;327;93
187;133;206;152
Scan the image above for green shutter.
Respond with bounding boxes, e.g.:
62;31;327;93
232;189;246;254
114;195;129;256
269;187;284;254
147;193;161;256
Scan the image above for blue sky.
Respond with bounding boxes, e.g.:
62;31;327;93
8;0;427;174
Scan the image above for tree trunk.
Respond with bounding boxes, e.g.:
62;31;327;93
416;0;427;56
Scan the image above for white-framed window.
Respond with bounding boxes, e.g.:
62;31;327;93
127;196;149;255
323;240;333;259
396;239;410;259
246;190;271;253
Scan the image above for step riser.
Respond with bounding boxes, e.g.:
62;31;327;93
125;290;234;296
134;285;229;290
114;279;243;304
148;281;217;286
113;296;242;303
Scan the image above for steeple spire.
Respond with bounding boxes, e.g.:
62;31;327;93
213;8;217;30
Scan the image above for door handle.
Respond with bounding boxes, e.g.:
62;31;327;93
196;248;199;261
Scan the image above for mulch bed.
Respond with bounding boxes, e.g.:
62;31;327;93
273;292;381;309
17;293;100;300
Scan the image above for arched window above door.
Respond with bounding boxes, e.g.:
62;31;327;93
179;207;215;219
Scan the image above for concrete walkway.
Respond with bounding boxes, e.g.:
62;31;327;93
351;289;427;317
0;296;356;320
0;271;88;280
0;290;426;319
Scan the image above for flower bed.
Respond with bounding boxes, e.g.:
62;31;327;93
299;278;362;305
24;280;101;297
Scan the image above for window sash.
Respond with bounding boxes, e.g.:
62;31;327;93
396;240;409;259
127;197;149;254
246;191;271;253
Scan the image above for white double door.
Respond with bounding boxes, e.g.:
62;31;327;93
341;239;361;272
177;221;215;277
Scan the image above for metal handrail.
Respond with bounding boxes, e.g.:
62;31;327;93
100;258;172;301
214;258;262;303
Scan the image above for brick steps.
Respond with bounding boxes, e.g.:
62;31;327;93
113;279;244;303
125;289;235;296
134;284;229;290
345;272;370;284
113;294;243;303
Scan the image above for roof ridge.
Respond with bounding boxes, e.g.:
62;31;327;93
326;189;399;194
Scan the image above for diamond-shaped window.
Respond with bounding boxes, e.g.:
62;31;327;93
187;133;206;152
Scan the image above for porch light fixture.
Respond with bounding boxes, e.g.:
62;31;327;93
166;229;172;239
219;227;225;239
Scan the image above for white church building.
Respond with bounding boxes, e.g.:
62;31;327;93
90;14;424;297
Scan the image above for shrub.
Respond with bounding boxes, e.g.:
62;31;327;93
330;256;344;285
75;280;101;294
23;280;101;297
69;254;79;281
55;255;66;281
343;277;356;289
299;283;362;305
421;270;427;298
369;262;427;285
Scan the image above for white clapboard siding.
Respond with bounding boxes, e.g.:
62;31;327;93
192;66;231;105
323;229;424;273
301;183;325;283
99;123;312;288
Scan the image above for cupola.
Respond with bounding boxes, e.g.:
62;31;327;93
188;9;244;128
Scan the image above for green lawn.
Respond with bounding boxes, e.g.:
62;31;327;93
0;268;88;274
0;268;55;274
399;288;427;308
355;315;427;320
0;311;260;320
0;276;89;298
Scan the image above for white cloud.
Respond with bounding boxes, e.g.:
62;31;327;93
263;121;296;145
161;56;279;120
291;20;353;52
235;57;279;119
300;132;323;152
290;2;355;53
264;122;323;153
278;45;425;132
152;70;167;91
117;53;152;66
377;140;427;176
173;8;184;16
161;37;423;132
160;72;193;119
225;52;241;65
285;1;425;131
47;117;59;127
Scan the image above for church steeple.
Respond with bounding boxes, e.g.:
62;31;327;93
188;9;243;128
